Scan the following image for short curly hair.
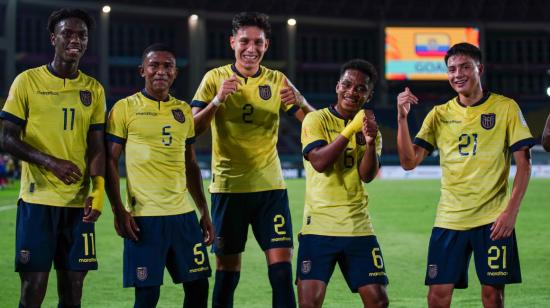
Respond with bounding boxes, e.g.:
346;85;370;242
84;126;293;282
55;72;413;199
444;42;482;66
232;12;271;38
47;8;95;34
340;59;378;87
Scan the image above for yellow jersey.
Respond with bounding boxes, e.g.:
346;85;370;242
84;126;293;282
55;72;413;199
415;92;535;230
301;106;382;236
191;64;298;193
106;90;196;217
1;65;106;207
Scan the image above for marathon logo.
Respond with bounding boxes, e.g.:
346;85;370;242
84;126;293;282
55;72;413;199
78;257;97;263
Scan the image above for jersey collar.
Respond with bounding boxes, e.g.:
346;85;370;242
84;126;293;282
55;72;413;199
231;64;262;79
47;63;79;80
141;89;170;102
328;105;345;120
456;91;490;107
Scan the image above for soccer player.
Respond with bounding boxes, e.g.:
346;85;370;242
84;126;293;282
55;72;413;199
191;11;314;308
397;42;535;308
543;113;550;151
297;59;389;308
105;43;213;308
0;8;106;308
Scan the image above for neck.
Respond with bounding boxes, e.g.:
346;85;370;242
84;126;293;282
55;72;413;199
50;56;79;78
458;87;484;106
144;87;169;101
334;104;355;120
234;62;259;78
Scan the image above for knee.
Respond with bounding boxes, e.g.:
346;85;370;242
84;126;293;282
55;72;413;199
482;287;504;308
20;276;48;303
369;293;389;308
427;289;451;308
216;255;241;271
298;295;323;308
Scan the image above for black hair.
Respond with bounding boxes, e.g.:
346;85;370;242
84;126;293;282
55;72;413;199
47;8;95;33
141;43;176;61
340;59;378;87
232;12;271;38
444;42;482;66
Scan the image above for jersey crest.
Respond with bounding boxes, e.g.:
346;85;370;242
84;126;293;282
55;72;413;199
480;113;496;130
172;108;185;123
258;85;271;100
136;267;148;281
80;90;92;106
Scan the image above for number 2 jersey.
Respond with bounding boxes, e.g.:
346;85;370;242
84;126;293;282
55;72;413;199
414;92;535;230
1;65;106;208
300;106;382;236
106;91;196;217
191;64;298;193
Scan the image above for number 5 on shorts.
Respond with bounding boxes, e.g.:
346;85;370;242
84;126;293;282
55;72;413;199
193;243;205;265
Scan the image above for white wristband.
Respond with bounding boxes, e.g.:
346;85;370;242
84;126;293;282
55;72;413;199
211;96;222;107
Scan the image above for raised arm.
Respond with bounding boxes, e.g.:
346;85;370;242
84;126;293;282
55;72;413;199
358;110;379;183
280;78;315;122
396;87;428;170
543;113;550;152
185;143;214;245
192;74;242;135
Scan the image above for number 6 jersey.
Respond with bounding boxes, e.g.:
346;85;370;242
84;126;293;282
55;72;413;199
1;65;106;207
191;64;297;193
414;92;535;230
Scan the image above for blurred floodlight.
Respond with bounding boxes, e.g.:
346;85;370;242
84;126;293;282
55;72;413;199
190;14;199;22
102;5;111;13
546;86;550;97
287;18;297;26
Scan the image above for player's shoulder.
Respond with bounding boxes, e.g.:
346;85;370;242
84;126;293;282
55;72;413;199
205;64;233;78
171;96;192;112
78;70;105;93
112;92;141;110
304;107;331;123
259;65;285;81
487;92;517;107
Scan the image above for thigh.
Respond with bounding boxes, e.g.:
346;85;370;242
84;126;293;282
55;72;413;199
210;193;251;255
472;224;521;285
250;189;293;251
425;227;472;289
55;207;97;271
166;212;212;284
15;200;57;272
340;236;388;292
123;216;168;288
296;235;339;284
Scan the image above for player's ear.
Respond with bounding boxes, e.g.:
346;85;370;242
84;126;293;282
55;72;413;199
139;65;145;78
365;90;374;103
264;38;270;51
230;35;235;50
478;63;484;76
50;32;56;46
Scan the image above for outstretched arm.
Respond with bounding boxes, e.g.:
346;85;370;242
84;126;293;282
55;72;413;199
280;78;315;122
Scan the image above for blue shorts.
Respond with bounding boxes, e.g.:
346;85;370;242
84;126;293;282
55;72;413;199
15;200;98;272
123;212;211;288
211;189;293;255
425;224;521;288
297;234;388;292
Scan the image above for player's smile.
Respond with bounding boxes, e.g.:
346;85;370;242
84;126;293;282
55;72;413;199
336;69;372;117
51;18;88;63
447;54;483;97
231;26;269;74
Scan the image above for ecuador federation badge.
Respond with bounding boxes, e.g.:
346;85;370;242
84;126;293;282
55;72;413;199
172;109;185;123
80;90;92;106
136;267;148;281
258;85;271;100
480;113;496;130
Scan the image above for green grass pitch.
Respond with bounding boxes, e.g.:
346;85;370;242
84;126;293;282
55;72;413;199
1;179;549;307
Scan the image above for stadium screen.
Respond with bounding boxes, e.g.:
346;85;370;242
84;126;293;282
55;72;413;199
385;27;479;80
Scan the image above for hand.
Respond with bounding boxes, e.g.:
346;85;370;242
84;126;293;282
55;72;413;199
280;78;304;107
216;74;242;102
490;209;518;241
362;109;378;146
83;197;102;223
113;207;140;241
341;110;365;139
200;213;215;246
44;157;82;185
397;87;418;119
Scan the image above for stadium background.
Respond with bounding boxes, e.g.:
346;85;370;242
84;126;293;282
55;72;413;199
0;0;549;307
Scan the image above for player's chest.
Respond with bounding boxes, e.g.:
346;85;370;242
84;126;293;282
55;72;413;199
221;83;281;123
127;105;190;145
27;88;96;130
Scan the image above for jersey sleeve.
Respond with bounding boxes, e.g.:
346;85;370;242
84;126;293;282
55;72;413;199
414;108;437;154
301;112;328;159
105;99;128;144
90;83;106;131
0;73;28;126
184;105;196;145
507;100;535;152
190;70;218;109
